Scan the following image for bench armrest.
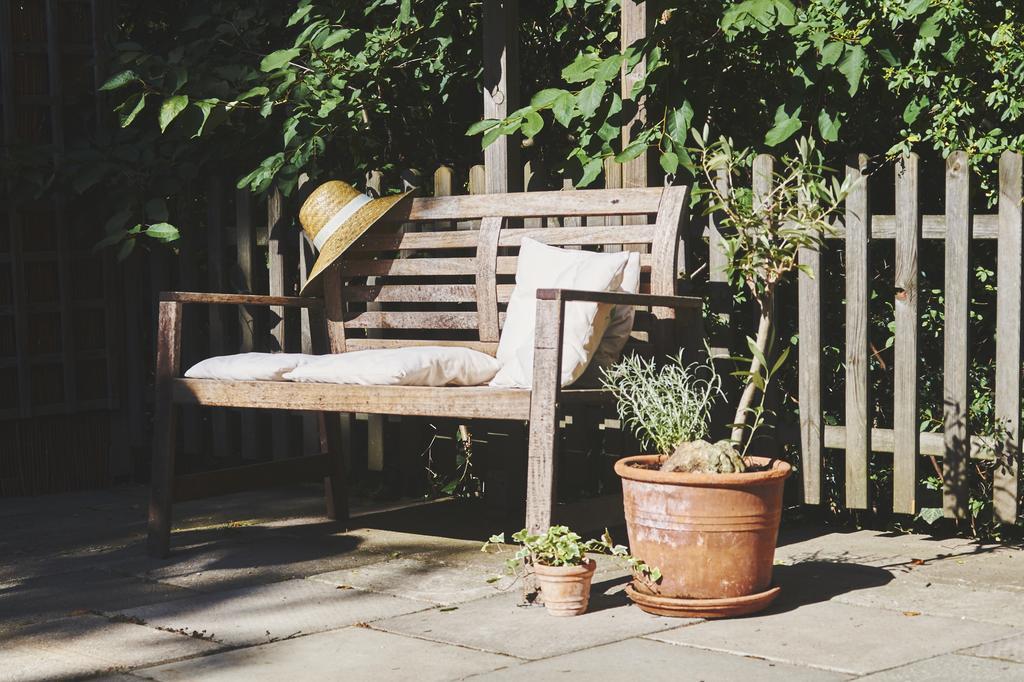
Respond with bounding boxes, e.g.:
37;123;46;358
534;288;701;309
160;291;322;309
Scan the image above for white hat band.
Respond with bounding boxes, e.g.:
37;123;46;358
312;193;373;250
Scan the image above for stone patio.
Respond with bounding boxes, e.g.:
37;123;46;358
2;484;1023;681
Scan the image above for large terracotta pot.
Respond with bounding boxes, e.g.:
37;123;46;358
533;558;596;617
614;454;791;618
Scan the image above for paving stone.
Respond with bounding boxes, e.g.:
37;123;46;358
0;568;193;633
963;632;1024;664
1;614;218;681
373;584;692;660
832;576;1024;627
646;600;1017;675
902;549;1024;592
308;556;516;605
109;532;390;593
858;653;1024;680
775;529;997;574
467;636;850;681
139;625;517;681
116;578;430;647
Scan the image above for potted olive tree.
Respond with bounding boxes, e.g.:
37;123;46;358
604;134;849;618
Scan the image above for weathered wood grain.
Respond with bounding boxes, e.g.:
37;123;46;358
162;292;322;308
798;237;823;504
405;187;664;221
344;338;500;355
845;154;871;509
822;425;994;460
173;379;534;420
341;254;654;277
942;151;969;519
147;300;182;557
894;153;920;514
355;223;658;251
483;0;520;194
526;297;564;536
475;217;503;342
343;311;489;331
995;151;1022;523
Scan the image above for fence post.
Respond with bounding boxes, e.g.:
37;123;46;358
845;154;871;509
994;151;1022;523
942;151;969;518
207;177;229;461
798;221;823;505
267;187;290;460
483;0;520;193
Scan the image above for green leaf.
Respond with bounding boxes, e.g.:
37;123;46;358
819;42;843;66
552;92;575;127
614;141;646;163
578;157;603;187
286;4;312;26
260;48;301;72
659;151;679;175
903;96;929;125
466;118;500;136
145;222;180;242
398;0;412;23
321;29;351;50
917;507;944;524
530;88;568;109
192;99;217;137
817;110;840;142
764;106;802;146
521;110;544;139
667;102;694;148
919;13;941;39
158;95;189;133
117;92;147;128
838;45;866;95
576;81;605;119
99;70;138;91
481;126;503;149
117;239;135;261
237;86;269;101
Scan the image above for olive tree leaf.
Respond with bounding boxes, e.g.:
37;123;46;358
158;95;189;132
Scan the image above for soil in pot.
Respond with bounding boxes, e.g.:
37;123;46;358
533;558;596;617
615;455;791;618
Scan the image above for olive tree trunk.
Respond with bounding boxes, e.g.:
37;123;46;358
730;288;775;445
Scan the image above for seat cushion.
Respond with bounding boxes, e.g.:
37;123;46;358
490;237;630;389
586;251;641;380
184;352;313;381
282;346;500;386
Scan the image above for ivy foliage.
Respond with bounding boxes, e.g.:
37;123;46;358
474;0;1023;197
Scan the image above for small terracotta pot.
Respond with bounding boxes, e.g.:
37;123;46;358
615;455;791;618
533;558;596;616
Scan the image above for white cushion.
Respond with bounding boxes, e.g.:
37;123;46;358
184;352;313;381
490;238;629;388
581;251;641;384
283;346;499;386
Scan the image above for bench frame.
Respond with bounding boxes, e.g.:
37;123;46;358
147;186;701;558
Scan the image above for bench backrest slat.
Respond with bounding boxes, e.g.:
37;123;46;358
323;186;689;356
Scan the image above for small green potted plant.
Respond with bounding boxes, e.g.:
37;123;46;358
482;526;659;617
604;134;850;618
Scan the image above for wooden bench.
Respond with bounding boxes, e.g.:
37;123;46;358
147;186;702;558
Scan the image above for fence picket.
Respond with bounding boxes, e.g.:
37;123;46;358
845;154;870;509
798;236;822;504
894;154;921;514
893;154;920;513
942;152;970;518
994;151;1022;523
235;188;261;462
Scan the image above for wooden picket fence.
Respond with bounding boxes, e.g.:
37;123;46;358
791;151;1022;523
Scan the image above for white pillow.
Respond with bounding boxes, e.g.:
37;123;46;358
283;346;499;386
184;352;314;381
490;238;629;388
581;251;641;383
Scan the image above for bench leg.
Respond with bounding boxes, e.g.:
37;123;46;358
321;412;349;522
148;300;182;558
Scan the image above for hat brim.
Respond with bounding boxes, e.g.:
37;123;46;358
300;190;414;296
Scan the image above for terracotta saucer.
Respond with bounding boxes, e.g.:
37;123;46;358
625;582;781;619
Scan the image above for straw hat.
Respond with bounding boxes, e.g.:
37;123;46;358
298;180;413;295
